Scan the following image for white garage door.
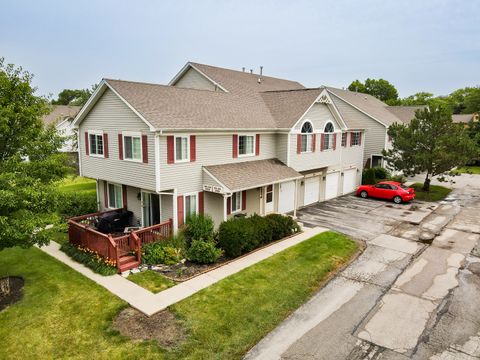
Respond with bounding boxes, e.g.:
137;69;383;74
342;169;357;195
325;172;340;200
278;181;295;214
304;176;320;206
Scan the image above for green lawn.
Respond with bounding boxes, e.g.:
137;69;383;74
57;175;96;195
455;166;480;174
128;270;176;293
411;182;452;202
0;231;357;359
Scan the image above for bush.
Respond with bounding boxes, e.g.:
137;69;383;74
390;174;405;183
218;214;300;258
58;192;97;218
187;239;222;264
373;167;390;180
142;242;182;265
60;242;117;275
362;168;376;185
184;214;215;246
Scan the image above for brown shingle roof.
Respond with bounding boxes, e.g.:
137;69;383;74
386;105;427;124
326;87;402;126
452;114;475;123
204;158;302;192
43;105;81;126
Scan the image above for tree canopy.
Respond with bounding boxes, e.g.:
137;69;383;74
347;78;399;104
52;85;96;106
0;58;68;250
383;107;477;191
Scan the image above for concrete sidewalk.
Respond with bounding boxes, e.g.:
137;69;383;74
39;226;327;316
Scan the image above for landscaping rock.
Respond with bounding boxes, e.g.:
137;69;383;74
472;241;480;258
468;262;480;276
419;232;435;242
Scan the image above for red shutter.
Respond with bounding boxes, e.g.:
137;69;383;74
359;132;362;146
122;185;127;209
118;134;123;160
226;197;231;215
312;134;316;152
103;133;109;158
167;136;174;164
350;132;353;147
255;134;260;156
103;182;108;209
177;195;184;227
333;134;337;150
321;134;325;151
297;134;302;154
190;135;196;162
242;191;246;211
85;132;89;155
232;135;238;158
198;191;204;214
142;135;148;163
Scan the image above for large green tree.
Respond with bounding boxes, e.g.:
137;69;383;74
0;58;68;250
52;85;96;106
348;78;399;104
383;107;477;191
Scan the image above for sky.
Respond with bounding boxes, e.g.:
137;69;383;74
1;0;479;99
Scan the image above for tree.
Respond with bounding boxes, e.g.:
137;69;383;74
399;92;435;105
383;107;477;191
0;58;68;250
52;85;96;106
463;87;480;114
348;78;399;104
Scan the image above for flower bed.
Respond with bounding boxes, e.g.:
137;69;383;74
60;242;118;275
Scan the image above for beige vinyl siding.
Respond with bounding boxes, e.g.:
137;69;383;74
246;188;261;215
294;103;341;132
330;94;387;165
204;192;224;227
79;89;156;191
160;194;174;223
126;186;141;226
159;133;277;194
173;67;220;91
275;133;288;164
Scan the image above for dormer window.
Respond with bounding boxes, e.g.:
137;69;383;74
301;121;314;153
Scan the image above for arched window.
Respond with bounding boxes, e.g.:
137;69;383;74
322;122;336;150
300;121;314;152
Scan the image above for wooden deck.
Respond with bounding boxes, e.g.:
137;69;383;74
68;209;173;272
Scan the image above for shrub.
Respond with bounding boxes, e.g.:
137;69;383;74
142;242;182;265
187;239;222;264
218;214;300;258
373;167;390;180
362;168;377;185
184;214;215;246
390;174;405;183
58;192;97;218
60;242;117;275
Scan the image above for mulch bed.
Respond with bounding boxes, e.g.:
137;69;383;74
112;307;187;348
0;276;24;312
151;257;229;282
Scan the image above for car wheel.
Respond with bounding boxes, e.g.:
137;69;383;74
360;190;368;198
393;196;402;204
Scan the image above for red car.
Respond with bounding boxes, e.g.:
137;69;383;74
356;181;415;204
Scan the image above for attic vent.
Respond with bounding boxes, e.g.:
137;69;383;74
317;94;332;104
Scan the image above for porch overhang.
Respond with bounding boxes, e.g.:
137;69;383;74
202;158;303;194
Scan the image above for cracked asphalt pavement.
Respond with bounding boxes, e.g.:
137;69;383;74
245;175;480;360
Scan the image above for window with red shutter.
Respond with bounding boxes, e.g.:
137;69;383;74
85;132;89;155
190;135;196;162
242;191;246;211
167;136;174;164
255;134;260;156
297;134;302;154
103;133;109;158
232;135;238;158
198;191;204;214
177;195;184;227
226;197;231;215
142;135;148;163
118;134;123;160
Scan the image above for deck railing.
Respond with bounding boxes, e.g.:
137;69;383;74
67;211;173;272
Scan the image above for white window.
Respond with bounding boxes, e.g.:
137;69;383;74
300;121;314;153
123;133;142;161
323;122;335;150
108;183;123;208
238;135;254;156
341;133;348;147
231;191;242;213
351;132;361;146
185;193;197;220
175;136;189;162
89;131;104;157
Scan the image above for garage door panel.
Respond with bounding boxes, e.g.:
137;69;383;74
304;176;320;206
325;172;339;200
342;169;357;195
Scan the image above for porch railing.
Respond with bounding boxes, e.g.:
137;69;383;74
67;212;173;272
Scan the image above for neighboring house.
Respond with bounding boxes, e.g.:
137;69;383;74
73;62;369;231
43;105;81;153
452;112;479;124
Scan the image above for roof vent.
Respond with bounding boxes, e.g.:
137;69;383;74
260;66;263;76
250;69;253;74
242;67;245;72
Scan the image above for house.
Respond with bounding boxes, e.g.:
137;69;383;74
43;105;81;153
452;112;479;124
72;62;368;236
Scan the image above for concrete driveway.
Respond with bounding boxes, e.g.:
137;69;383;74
245;175;480;360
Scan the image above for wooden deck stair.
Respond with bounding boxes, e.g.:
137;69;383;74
118;255;140;273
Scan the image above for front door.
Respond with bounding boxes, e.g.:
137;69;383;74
265;185;274;214
142;192;160;227
372;155;383;168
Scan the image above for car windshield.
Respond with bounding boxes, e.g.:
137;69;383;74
400;184;409;190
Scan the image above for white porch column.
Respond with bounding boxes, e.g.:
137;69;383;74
223;195;228;222
293;179;298;218
172;188;178;234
